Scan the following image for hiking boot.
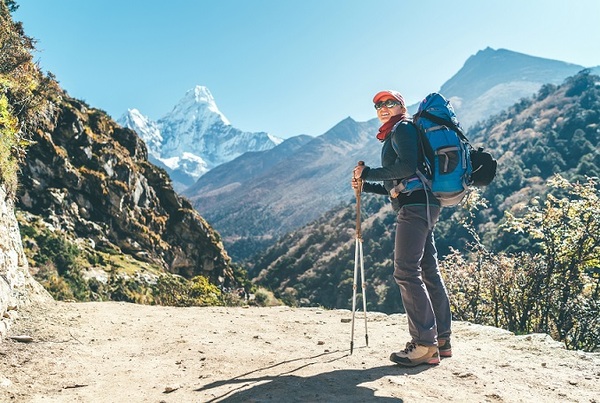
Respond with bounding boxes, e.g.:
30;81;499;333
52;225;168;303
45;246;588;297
438;338;452;358
389;342;440;367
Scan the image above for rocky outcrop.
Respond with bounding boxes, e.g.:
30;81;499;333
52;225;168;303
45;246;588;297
17;95;234;286
0;185;52;341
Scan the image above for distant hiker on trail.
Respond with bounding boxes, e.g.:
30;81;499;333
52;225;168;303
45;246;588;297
351;90;452;367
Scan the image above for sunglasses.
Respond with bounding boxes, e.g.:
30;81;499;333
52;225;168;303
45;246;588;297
374;100;401;110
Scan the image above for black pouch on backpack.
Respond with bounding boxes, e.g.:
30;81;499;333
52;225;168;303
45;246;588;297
470;148;497;187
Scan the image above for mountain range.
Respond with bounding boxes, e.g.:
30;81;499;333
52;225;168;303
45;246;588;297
118;86;282;191
30;48;584;261
177;48;592;261
124;47;583;194
247;69;600;314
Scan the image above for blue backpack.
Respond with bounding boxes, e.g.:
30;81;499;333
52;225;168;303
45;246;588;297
395;93;474;206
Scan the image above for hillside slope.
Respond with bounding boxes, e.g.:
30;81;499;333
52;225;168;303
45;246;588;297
249;70;600;314
439;47;585;128
185;117;381;260
16;93;234;287
1;0;238;307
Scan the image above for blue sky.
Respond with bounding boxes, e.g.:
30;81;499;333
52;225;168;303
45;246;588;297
14;0;600;138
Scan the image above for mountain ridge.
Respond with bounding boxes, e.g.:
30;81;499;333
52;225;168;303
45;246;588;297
184;48;587;261
439;47;586;128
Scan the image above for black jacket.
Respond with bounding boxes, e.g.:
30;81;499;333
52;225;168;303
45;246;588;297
360;120;439;211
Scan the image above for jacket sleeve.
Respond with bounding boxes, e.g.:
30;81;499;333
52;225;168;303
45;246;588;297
361;122;419;181
361;181;388;195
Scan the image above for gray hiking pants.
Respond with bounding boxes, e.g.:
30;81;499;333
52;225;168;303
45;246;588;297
393;204;452;347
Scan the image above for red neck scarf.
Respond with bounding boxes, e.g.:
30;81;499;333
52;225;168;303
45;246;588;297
376;113;408;142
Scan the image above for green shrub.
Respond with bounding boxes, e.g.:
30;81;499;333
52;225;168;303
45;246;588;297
0;94;19;193
444;175;600;352
151;274;223;307
189;275;221;306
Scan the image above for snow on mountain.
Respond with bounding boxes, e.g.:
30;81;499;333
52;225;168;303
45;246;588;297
118;108;162;159
161;86;230;138
118;86;282;190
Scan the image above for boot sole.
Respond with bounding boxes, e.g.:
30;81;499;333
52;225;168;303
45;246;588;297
389;352;440;367
439;349;453;358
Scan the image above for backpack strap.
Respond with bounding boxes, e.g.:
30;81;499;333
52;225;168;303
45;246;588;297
415;110;470;143
389;121;436;228
390;120;433;196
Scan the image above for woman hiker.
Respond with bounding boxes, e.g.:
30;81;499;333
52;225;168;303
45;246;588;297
351;90;452;366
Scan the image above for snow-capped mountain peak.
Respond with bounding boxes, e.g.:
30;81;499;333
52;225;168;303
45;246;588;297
166;85;230;127
118;85;283;191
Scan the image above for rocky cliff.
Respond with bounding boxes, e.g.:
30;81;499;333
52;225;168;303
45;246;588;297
0;185;51;341
16;94;235;286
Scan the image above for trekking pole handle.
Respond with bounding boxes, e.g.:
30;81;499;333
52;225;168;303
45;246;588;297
355;161;365;194
355;161;364;239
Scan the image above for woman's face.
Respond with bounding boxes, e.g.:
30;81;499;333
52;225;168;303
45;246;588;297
375;99;404;124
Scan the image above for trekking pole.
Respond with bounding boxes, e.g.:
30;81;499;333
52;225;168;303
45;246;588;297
350;161;368;355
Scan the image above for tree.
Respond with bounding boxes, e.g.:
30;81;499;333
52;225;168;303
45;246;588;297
3;1;18;13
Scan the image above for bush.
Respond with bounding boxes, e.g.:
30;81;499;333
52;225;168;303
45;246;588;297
444;175;600;351
151;274;222;307
0;94;19;193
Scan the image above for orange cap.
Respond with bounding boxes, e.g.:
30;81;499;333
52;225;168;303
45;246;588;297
373;90;405;106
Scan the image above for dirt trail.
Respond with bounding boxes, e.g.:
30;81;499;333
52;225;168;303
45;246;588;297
1;301;599;402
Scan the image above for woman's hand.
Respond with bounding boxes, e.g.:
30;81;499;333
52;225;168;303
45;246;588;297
353;164;365;179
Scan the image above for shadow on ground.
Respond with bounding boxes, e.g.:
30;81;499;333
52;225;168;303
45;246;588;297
196;348;433;402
